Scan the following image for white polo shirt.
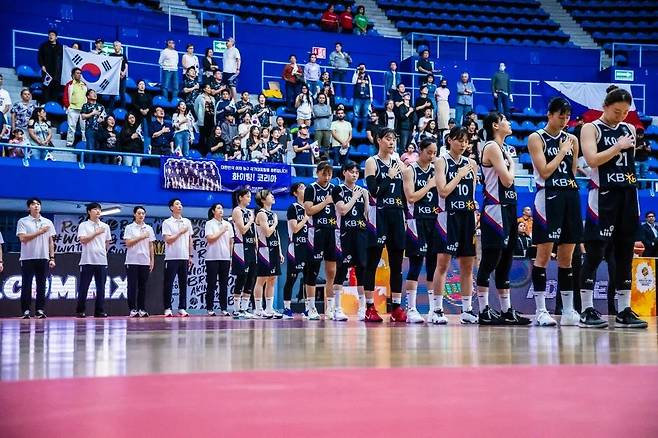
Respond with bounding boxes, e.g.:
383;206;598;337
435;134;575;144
16;215;56;261
78;220;111;265
123;222;155;266
162;216;192;260
205;219;234;261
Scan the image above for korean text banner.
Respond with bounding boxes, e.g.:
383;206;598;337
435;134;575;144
161;157;291;193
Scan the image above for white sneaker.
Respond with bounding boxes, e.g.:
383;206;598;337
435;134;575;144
560;309;580;326
325;307;334;320
428;309;448;325
164;308;173;317
535;309;557;327
253;309;270;319
305;308;321;320
333;307;348;321
129;309;139;318
406;308;425;324
270;309;283;319
221;310;231;317
460;310;479;324
207;310;217;316
242;310;255;319
178;309;190;317
357;307;366;321
138;310;149;317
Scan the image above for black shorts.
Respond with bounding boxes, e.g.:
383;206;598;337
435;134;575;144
221;72;238;87
231;243;256;275
257;246;281;277
286;242;307;273
584;187;639;242
437;210;477;257
532;188;583;245
308;227;338;262
339;228;368;268
368;208;405;249
406;217;440;256
480;204;517;250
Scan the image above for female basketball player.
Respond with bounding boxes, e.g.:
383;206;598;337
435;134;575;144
527;97;581;326
231;188;257;319
433;127;479;324
476;113;530;325
579;85;647;328
402;138;439;324
363;128;408;322
254;189;284;319
283;182;309;319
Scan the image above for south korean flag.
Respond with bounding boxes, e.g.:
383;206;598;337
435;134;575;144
61;47;122;95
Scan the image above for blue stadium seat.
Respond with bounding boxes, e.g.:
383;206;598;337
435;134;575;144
645;125;658;135
113;108;127;121
519;153;532;165
152;95;168;108
125;77;137;90
16;65;40;79
58;121;69;135
44;101;65;116
520;120;536;131
475;104;489;115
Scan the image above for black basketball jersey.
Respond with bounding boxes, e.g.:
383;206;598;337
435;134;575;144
304;182;337;228
408;161;438;219
533;129;578;190
374;155;404;209
333;184;367;230
590;119;636;189
481;141;517;205
440;154;476;211
234;207;256;247
256;209;279;249
286;202;307;246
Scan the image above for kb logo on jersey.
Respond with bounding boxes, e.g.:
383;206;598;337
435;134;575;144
418;206;434;215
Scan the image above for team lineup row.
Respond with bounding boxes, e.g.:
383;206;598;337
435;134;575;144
5;87;648;329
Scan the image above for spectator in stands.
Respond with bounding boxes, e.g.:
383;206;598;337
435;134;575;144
131;80;151;138
96;115;119;164
268;128;285;163
423;74;437;98
226;135;242;160
391;82;406;104
400;143;418;165
635;128;650;187
81;90;106;157
414;85;433;120
416;50;435;75
202;48;218;85
172;101;195;157
235;91;254;119
27;107;53;160
419;119;439;144
319;73;335;108
208;126;225;158
64;67;87;148
222;38;241;100
339;5;354;33
517;206;533;238
366;111;381;145
181;67;200;110
209;70;225;98
304;53;322;97
238;112;253;151
118;112;143;167
91;38;105;55
109;40;129;111
435;78;450;132
320;4;340;32
194;83;216;157
329;42;352;97
384;61;401;100
7;128;28;158
0;74;11;124
71;42;81;50
455;72;475;126
381;99;396;131
159;40;179;101
292;125;313;177
11;89;36;134
275;116;292;159
491;62;512;119
331;107;352;166
465;120;480;163
514;222;532;258
295;84;314;128
396;93;414;153
220;111;238;149
181;44;199;74
245;125;262;162
215;89;234;124
641;211;658;257
354;5;368;35
282;55;303;111
37;30;63;103
572;115;584;144
417;107;433;131
464;110;478;125
313;93;332;153
150;106;174;157
254;94;274;128
351;63;372;132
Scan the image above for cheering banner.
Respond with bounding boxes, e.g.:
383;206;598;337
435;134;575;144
161;157;291;193
60;47;122;95
631;257;656;317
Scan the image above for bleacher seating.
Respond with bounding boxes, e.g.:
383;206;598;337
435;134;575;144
377;0;572;47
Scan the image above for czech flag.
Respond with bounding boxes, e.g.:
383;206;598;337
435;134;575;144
540;81;643;129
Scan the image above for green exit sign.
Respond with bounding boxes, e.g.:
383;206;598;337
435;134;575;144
213;40;227;53
614;70;634;82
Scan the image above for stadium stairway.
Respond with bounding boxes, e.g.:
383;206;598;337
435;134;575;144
538;0;612;68
0;68;24;105
359;0;414;58
159;0;205;35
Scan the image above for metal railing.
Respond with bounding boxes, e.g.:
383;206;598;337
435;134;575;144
611;42;658;69
165;5;236;40
408;33;469;61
